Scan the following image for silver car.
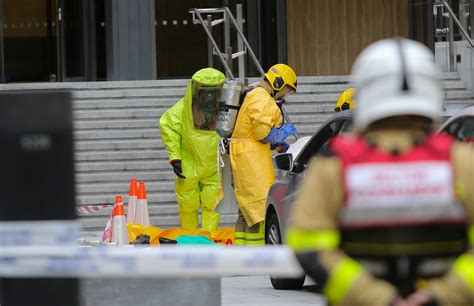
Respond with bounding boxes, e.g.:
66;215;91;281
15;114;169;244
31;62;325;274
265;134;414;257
438;105;474;142
265;110;353;289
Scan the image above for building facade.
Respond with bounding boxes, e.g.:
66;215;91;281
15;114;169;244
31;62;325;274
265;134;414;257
0;0;471;83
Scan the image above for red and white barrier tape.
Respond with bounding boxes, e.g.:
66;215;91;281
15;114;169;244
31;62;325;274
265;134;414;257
76;204;112;215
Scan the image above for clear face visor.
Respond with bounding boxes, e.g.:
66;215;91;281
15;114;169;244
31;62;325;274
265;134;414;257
191;81;222;130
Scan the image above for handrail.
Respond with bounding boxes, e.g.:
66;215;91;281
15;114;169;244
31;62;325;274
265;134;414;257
190;7;265;79
435;1;474;47
190;6;298;139
190;8;235;79
223;7;265;76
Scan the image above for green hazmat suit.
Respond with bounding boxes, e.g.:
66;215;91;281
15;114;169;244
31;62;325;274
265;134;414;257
159;68;225;231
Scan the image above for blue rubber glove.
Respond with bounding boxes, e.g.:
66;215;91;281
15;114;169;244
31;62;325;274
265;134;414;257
270;142;290;153
262;124;297;143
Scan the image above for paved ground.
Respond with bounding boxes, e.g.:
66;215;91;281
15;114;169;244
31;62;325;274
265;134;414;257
221;276;327;306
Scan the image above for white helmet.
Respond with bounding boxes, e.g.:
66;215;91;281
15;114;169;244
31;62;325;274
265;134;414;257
351;38;443;130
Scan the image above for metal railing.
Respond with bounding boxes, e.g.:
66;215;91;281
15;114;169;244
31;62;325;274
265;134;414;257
190;5;298;138
434;0;474;72
189;5;264;80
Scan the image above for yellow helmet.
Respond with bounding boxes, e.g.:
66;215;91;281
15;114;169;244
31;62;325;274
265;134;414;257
335;87;356;112
264;64;297;92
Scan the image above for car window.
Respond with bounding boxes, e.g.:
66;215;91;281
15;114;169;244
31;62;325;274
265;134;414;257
339;120;354;135
294;118;347;169
443;118;462;137
457;117;474;141
317;121;343;155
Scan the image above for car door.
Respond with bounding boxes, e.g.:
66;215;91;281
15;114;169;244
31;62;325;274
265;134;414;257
441;116;474;142
280;116;352;231
456;117;474;142
441;118;464;139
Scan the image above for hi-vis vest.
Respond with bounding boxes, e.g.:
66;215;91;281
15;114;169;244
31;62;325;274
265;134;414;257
330;134;468;257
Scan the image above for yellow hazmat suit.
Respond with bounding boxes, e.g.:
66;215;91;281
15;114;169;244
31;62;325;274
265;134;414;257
230;85;283;245
159;68;225;231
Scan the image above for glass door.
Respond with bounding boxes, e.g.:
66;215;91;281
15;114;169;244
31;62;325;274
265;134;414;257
58;0;87;81
1;0;58;83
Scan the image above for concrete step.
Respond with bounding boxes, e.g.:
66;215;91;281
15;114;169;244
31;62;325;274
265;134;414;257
77;192;176;205
74;119;159;130
76;170;174;183
75;139;163;151
76;160;170;173
71;112;332;131
77;204;178;218
74;129;159;140
74;108;165;120
70;86;469;111
73;98;178;110
442;80;468;90
446;100;474;111
439;72;464;79
294;80;466;93
444;91;473;99
0;79;190;91
77;181;174;194
0;72;458;91
75;150;168;161
72;88;186;99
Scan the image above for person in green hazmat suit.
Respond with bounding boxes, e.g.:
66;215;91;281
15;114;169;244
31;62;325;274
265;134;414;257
159;68;225;231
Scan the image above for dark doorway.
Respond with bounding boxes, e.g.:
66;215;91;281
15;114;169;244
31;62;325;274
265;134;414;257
409;0;435;51
95;0;106;80
2;0;58;83
155;0;223;78
260;0;279;71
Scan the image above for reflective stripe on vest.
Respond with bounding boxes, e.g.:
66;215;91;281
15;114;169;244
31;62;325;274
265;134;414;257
245;239;265;246
286;228;340;251
323;257;363;304
452;253;474;294
235;232;245;239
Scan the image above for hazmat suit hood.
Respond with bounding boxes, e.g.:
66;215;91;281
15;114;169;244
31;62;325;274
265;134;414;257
188;68;225;130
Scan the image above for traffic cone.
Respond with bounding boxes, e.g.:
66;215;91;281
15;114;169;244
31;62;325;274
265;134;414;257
135;182;151;226
111;195;129;246
127;178;138;225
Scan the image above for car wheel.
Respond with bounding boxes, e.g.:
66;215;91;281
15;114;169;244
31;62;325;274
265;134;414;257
266;212;305;290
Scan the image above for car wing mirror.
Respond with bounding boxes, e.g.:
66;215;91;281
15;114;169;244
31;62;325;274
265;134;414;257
273;153;294;171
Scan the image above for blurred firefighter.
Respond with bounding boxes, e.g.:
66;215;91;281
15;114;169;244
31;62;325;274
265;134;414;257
335;87;356;112
160;68;225;231
230;63;298;246
286;38;474;306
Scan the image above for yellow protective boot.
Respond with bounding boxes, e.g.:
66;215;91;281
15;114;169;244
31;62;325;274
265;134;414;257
179;211;199;229
202;209;220;232
245;221;265;246
234;210;247;245
234;231;246;245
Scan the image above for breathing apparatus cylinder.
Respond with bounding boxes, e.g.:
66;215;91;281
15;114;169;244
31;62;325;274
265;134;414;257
216;79;243;138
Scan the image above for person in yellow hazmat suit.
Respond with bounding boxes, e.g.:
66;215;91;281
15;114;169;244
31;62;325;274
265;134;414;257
335;87;356;112
230;63;298;246
286;38;474;306
159;68;225;231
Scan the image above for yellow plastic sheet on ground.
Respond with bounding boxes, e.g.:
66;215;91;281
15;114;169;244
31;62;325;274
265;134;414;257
127;224;165;244
211;227;234;245
127;224;235;245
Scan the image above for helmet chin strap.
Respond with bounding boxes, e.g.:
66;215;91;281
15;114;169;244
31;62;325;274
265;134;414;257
274;88;287;100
